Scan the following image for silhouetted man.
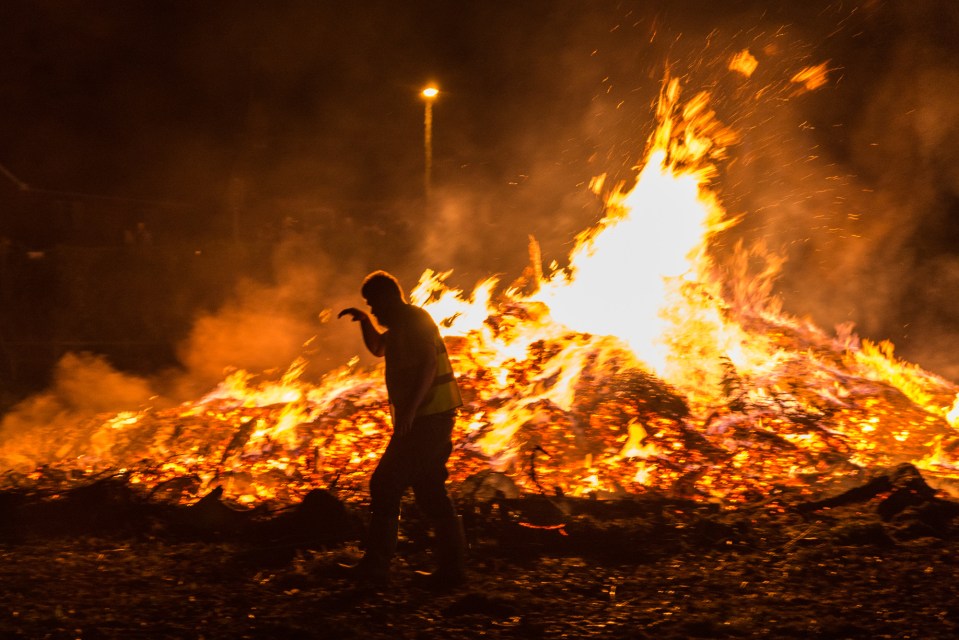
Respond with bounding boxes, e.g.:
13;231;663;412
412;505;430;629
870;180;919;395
338;270;466;588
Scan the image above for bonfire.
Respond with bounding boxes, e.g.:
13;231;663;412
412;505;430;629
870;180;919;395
2;66;958;523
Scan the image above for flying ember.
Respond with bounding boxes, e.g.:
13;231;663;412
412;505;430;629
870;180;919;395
3;73;959;509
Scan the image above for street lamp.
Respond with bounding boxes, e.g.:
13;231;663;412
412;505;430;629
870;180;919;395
421;85;439;205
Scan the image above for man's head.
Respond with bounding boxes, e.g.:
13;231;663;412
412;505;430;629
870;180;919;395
361;270;405;326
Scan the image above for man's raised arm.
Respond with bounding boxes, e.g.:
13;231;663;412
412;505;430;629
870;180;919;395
338;308;386;357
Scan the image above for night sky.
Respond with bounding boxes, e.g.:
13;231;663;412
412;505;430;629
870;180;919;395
2;1;959;384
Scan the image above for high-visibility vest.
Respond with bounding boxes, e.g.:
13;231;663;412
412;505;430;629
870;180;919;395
416;335;463;417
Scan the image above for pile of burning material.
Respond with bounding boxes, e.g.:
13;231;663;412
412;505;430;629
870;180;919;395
4;304;956;514
2;74;959;520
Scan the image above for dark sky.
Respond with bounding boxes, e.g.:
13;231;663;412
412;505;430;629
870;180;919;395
2;1;612;203
2;1;959;379
1;1;902;204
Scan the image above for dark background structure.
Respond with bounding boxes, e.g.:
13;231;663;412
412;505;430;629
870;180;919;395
1;0;959;409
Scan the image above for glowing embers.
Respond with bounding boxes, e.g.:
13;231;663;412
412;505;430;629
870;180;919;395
790;62;830;93
729;49;759;77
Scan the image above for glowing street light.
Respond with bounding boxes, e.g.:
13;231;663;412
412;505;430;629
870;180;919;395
421;85;439;205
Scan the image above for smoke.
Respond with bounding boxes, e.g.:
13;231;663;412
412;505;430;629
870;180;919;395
846;36;959;377
735;3;959;377
0;352;154;467
173;226;378;396
0;227;375;459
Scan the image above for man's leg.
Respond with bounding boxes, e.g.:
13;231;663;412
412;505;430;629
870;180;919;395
356;512;398;581
357;439;407;579
410;412;467;586
427;508;467;583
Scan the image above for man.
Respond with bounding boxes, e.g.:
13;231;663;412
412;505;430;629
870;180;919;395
337;270;466;588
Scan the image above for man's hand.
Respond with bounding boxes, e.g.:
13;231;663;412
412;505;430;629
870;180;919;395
338;307;367;322
392;410;415;438
338;306;386;356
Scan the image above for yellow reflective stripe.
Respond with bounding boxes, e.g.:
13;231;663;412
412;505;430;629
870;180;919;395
416;338;462;416
417;381;462;416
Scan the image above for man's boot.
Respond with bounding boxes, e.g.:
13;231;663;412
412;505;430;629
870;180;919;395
339;513;397;585
417;514;467;590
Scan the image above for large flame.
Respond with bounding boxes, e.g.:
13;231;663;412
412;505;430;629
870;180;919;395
3;72;959;508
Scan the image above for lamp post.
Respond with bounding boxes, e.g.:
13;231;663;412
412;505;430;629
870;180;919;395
421;85;438;206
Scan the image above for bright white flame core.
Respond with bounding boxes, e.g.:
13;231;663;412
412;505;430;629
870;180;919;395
532;150;711;373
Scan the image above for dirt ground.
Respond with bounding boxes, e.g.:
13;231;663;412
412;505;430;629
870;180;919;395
1;534;958;640
2;467;959;639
